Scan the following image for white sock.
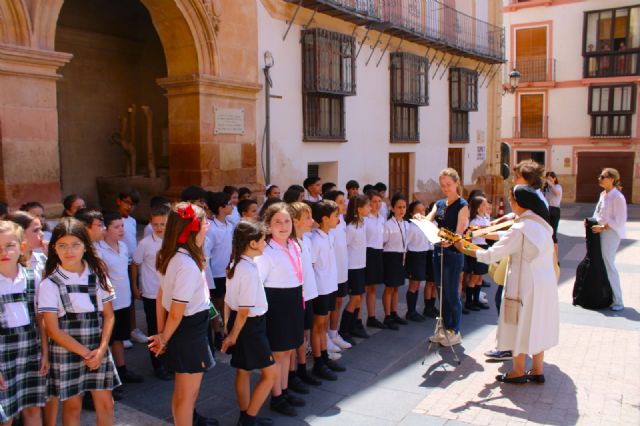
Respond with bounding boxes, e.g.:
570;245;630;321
328;330;338;339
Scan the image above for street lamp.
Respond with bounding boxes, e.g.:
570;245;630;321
264;51;274;69
503;69;521;95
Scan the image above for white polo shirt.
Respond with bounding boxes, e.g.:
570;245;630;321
329;215;348;283
95;240;131;311
346;221;367;270
122;215;137;260
160;249;210;316
38;263;115;317
299;234;319;302
207;217;234;279
383;217;408;253
310;229;338;296
224;256;268;317
132;234;163;299
365;213;385;249
406;222;433;252
255;240;303;289
0;266;40;328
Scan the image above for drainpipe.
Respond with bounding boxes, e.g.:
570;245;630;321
263;51;274;185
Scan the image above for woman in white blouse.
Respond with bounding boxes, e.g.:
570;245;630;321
591;168;627;311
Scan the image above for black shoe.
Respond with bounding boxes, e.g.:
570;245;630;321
287;374;310;394
383;316;399;330
297;369;321;386
406;311;425;322
462;307;471;315
154;366;173;381
366;316;387;329
496;373;528;384
350;321;370;338
112;386;123;401
392;312;409;325
118;368;144;384
312;363;337;381
474;301;490;310
270;397;297;417
193;410;220;426
282;390;305;407
256;417;274;426
423;307;438;319
82;392;95;411
525;370;546;384
481;281;491;288
465;303;480;311
325;359;346;372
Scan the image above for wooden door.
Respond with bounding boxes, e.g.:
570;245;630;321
516;27;547;82
447;148;464;185
389;153;410;198
520;94;544;138
576;152;634;203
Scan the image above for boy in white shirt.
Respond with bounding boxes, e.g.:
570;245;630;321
132;204;171;380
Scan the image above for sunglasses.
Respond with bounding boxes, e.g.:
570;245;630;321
598;174;611;180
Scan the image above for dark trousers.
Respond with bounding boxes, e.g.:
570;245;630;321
142;297;166;369
433;248;464;333
495;285;503;313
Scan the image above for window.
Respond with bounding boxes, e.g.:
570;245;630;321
589;84;636;137
450;111;469;142
450;68;478;112
302;28;355;140
389;52;428;142
389;153;411;198
583;6;640;77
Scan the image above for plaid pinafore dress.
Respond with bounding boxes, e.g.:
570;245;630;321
0;268;47;423
47;272;120;400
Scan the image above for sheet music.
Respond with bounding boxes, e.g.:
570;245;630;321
410;218;441;244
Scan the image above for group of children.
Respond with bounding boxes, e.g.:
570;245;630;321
0;174;502;426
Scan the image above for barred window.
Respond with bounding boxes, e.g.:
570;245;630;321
390;52;429;105
303;94;345;140
450;111;469;143
589;84;636;137
450;68;478;112
302;28;356;95
391;105;419;141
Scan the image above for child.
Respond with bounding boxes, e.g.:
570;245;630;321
222;220;277;426
238;187;252;201
363;190;385;333
264;184;281;201
303;177;322;202
61;194;85;218
131;204;172;381
148;203;215;426
464;197;494;311
143;196;171;238
282;187;304;204
289;202;320;390
39;218;120;424
310;200;345;380
255;203;305;417
0;221;48;425
205;191;234;349
7;211;47;275
382;194;409;329
321;182;337;197
95;211;143;383
74;209;105;244
238;199;259;222
339;195;370;345
373;182;389;219
223;186;241;225
324;191;352;350
20;201;52;242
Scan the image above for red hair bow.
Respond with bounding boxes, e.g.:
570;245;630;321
177;204;200;244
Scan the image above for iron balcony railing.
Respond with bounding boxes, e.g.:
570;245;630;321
285;0;505;63
513;115;548;139
584;51;640;78
512;57;556;83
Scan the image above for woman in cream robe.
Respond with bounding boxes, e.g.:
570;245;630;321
456;185;559;383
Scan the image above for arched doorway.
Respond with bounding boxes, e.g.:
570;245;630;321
55;0;168;207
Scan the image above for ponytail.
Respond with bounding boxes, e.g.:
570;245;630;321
226;220;265;279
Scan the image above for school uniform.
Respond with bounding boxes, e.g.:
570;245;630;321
299;234;319;330
345;222;367;295
122;216;137;260
225;256;274;371
310;229;338;315
405;221;434;282
95;240;131;342
30;251;47;277
255;239;304;352
364;213;385;285
207;217;234;298
38;263;120;401
228;206;241;226
464;216;490;275
329;215;349;297
160;249;214;373
382;217;408;287
0;267;47;423
143;223;152;238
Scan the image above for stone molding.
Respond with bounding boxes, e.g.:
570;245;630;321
157;73;262;100
0;43;71;79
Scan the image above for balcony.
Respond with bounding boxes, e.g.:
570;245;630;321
513;115;548;139
284;0;505;64
511;57;555;83
584;51;640;78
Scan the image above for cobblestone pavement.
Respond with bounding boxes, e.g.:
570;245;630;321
80;203;639;425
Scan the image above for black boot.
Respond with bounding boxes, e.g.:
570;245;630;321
405;291;425;322
350;308;370;338
339;310;356;345
464;287;479;311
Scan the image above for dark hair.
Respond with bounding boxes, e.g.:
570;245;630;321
206;191;230;217
226;220;265;279
156;202;207;274
374;182;387;192
467;189;486;203
20;201;44;212
283;187;304;203
45;218;110;291
388;193;407;219
238;187;252;199
469;196;487;220
117;188;140;205
303;176;321;189
287;184;305;192
323;190;344;202
180;185;207;203
265;185;279;198
74;208;104;227
223;186;238;196
312;200;338;224
237;199;258;216
346;194;369;226
262;202;296;241
322;182;337;195
405;200;424;220
62;194;82;216
513;160;544;189
346;180;359;190
362;184;373;194
102;211;122;228
0;202;8;218
259;198;282;220
543;171;559;193
150;196;171;208
151;204;171;217
6;211;38;232
367;189;382;200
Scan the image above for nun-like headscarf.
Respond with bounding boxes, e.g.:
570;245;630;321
512;185;551;224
